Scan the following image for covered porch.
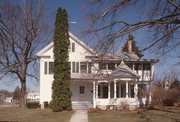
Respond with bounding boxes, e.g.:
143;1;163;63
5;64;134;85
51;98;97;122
92;79;150;109
91;61;150;109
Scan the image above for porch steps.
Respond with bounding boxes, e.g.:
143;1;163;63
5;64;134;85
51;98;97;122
72;101;92;110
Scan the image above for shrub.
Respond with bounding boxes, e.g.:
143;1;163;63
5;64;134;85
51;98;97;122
120;101;128;110
162;98;175;106
151;86;180;106
26;102;40;109
43;101;49;109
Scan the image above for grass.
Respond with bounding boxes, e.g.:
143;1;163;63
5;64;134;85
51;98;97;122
88;108;180;122
0;107;74;122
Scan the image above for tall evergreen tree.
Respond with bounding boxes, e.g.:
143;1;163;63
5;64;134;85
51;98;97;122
50;8;72;112
122;34;144;58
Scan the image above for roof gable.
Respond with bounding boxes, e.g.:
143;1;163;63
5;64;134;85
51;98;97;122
36;32;95;56
110;61;139;78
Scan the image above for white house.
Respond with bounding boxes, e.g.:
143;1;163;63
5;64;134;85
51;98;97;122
26;91;40;102
37;32;158;110
4;97;13;103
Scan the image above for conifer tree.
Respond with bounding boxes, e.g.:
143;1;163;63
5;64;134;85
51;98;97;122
50;7;72;112
122;34;144;58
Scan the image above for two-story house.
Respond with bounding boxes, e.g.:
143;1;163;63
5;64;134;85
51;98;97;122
36;32;158;110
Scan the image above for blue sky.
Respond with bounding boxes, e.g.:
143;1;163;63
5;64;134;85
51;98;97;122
0;0;179;92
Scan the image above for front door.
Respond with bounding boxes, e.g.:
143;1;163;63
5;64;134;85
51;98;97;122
79;85;85;101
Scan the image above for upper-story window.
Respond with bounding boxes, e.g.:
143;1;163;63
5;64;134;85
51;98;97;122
49;62;54;74
68;43;71;52
126;63;133;69
72;43;75;52
80;62;87;73
143;63;151;70
44;61;91;74
135;63;142;70
99;62;106;70
88;62;91;74
108;63;115;70
76;62;79;73
72;62;80;73
72;62;76;73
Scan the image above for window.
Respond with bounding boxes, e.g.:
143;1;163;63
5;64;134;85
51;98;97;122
49;62;54;74
143;63;151;70
72;62;75;73
68;43;71;52
76;62;79;73
99;62;106;70
135;63;142;70
121;84;126;98
88;62;91;74
126;63;133;69
72;43;75;52
44;62;47;74
98;85;101;97
69;62;71;72
80;62;87;73
79;86;84;94
130;84;134;98
108;63;115;70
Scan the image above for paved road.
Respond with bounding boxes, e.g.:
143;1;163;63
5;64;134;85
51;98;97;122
70;110;88;122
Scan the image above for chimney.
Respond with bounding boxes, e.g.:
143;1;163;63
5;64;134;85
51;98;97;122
127;34;134;53
128;40;133;53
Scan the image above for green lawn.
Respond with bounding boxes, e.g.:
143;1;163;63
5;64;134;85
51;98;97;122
0;107;73;122
88;109;180;122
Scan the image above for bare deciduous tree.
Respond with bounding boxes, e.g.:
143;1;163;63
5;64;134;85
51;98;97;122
84;0;180;55
0;0;49;107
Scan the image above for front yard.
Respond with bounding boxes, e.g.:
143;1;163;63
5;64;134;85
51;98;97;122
88;107;180;122
0;107;73;122
1;107;180;122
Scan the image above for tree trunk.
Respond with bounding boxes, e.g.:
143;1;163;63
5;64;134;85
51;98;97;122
20;80;26;107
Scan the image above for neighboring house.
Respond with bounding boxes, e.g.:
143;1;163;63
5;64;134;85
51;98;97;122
164;77;170;89
4;97;13;103
37;32;158;110
26;91;40;102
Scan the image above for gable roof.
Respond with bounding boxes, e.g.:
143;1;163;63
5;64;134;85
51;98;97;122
110;61;139;78
99;52;139;60
36;32;95;56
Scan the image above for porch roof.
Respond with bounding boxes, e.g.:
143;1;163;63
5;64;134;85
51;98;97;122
71;61;139;81
110;61;139;79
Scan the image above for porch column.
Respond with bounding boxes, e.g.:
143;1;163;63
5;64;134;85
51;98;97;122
119;83;121;98
96;82;98;99
93;81;96;108
134;82;138;99
114;80;117;98
108;82;110;99
126;81;129;98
